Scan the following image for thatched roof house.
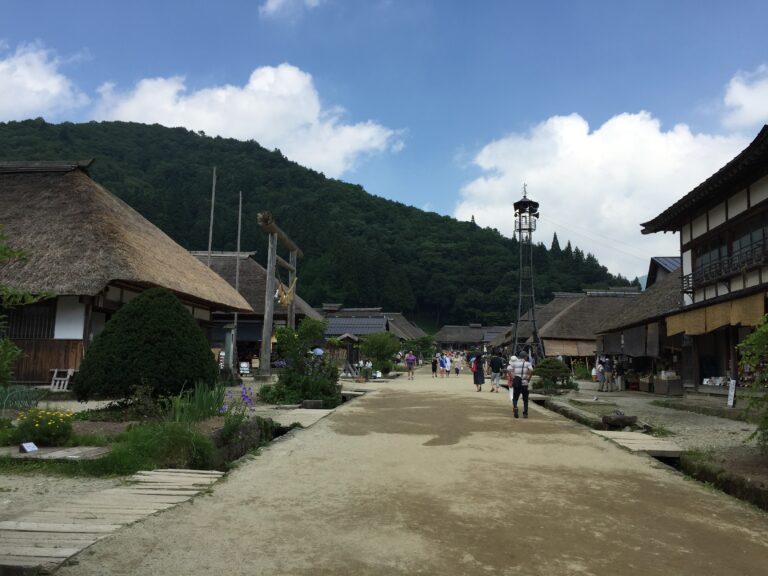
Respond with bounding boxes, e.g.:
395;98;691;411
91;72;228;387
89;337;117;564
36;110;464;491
0;161;251;382
597;270;684;358
191;252;321;321
434;324;508;350
384;312;428;341
538;291;640;357
319;306;426;341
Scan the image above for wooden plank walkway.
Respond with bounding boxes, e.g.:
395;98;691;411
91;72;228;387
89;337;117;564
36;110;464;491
591;430;682;457
0;469;223;574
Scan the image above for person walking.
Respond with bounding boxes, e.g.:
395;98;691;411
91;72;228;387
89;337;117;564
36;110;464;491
596;361;606;392
438;353;447;378
471;353;484;391
489;352;504;393
444;353;452;377
431;355;438;378
507;355;534;418
454;354;463;377
405;350;417;380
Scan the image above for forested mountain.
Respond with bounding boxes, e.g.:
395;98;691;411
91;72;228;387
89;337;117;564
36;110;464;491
0;119;636;329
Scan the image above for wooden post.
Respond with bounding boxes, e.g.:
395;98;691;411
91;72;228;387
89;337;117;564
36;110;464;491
260;232;278;376
288;250;297;329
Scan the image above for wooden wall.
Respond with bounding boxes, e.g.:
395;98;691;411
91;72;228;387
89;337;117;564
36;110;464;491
11;339;84;383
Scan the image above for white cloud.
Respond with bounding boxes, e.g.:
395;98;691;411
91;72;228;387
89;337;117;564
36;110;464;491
94;64;402;177
0;43;88;120
723;64;768;130
259;0;324;18
454;112;747;279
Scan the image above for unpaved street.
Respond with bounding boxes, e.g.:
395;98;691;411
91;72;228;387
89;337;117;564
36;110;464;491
59;369;768;575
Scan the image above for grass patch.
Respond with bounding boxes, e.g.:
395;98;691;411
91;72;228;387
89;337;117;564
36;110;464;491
0;422;216;477
649;424;675;437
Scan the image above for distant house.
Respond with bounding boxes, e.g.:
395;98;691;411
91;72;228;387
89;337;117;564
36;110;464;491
434;324;508;351
320;306;426;341
191;251;321;361
646;256;681;289
640;125;768;390
0;161;251;383
492;290;640;361
598;270;683;380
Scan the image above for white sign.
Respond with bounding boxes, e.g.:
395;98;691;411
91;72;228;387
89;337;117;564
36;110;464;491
19;442;38;453
727;379;737;408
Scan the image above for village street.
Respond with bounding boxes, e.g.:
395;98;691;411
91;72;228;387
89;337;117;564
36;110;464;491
56;368;768;576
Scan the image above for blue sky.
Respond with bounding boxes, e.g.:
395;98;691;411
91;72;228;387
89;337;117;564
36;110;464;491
3;0;768;280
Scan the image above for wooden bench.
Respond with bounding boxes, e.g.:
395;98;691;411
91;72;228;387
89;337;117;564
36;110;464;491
50;369;76;392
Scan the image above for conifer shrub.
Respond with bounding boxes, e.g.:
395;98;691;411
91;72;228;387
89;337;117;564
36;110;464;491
532;357;575;390
73;288;217;401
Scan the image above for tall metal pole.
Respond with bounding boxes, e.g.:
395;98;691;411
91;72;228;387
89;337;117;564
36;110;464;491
206;166;217;267
259;232;278;376
232;191;242;372
288;249;297;329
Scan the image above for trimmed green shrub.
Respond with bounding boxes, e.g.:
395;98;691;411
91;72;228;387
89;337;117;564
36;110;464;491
532;357;574;389
73;288;217;401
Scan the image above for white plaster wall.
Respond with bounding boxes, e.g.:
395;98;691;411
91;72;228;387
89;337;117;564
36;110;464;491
691;214;708;239
708;202;726;229
54;296;85;340
694;289;705;303
731;276;744;291
716;282;730;297
681;223;692;245
746;269;761;288
705;285;717;300
751;174;768;206
684;293;693;306
193;307;211;321
682;250;692;275
729;189;748;217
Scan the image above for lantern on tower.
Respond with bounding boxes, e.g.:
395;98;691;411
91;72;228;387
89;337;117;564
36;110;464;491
511;186;544;360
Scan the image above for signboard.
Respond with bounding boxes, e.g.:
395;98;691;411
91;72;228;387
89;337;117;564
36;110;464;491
19;442;38;453
727;379;737;408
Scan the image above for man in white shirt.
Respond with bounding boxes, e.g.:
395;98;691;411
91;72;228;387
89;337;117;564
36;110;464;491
506;355;534;418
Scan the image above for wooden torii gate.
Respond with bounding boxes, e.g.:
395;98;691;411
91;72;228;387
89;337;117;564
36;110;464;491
257;211;303;377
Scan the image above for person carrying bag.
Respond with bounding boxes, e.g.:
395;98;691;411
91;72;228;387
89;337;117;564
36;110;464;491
507;355;533;419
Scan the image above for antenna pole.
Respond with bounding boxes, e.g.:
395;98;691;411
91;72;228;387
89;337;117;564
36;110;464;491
206;166;217;267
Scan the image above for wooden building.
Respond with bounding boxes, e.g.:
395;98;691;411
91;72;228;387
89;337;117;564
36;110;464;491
191;251;321;361
641;125;768;390
0;161;251;383
434;324;508;351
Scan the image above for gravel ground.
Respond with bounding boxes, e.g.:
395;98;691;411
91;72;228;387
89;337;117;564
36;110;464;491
569;381;758;451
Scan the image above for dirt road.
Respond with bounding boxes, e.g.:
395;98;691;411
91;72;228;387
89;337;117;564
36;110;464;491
58;369;768;575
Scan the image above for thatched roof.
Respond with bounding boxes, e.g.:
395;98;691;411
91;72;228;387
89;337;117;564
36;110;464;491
539;292;641;341
515;293;584;340
325;316;388;336
599;271;683;333
384;312;428;341
0;162;250;312
191;251;321;320
434;324;509;345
